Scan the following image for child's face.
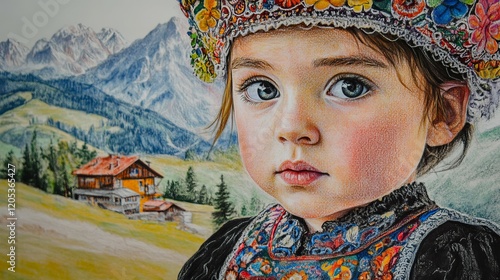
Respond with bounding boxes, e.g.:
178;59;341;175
231;28;430;225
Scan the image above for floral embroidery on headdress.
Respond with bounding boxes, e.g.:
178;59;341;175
469;0;500;54
195;0;221;32
178;0;500;121
392;0;426;18
428;0;473;25
348;0;373;12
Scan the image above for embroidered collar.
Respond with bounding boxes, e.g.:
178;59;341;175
270;182;437;259
221;182;443;279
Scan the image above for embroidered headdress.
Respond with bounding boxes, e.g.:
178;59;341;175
179;0;500;121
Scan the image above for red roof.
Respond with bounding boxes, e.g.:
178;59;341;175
72;155;162;177
144;200;169;207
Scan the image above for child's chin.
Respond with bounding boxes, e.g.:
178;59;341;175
280;201;335;220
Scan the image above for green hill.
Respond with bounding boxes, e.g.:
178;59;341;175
0;93;110;158
0;180;208;279
0;72;210;156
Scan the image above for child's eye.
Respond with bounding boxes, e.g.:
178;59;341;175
242;80;280;103
326;76;372;100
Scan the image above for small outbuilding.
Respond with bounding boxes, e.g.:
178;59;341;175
143;200;186;221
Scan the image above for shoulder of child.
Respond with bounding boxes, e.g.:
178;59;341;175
409;210;500;280
178;217;253;280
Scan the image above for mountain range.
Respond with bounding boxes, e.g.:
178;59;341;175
0;23;127;77
0;18;226;139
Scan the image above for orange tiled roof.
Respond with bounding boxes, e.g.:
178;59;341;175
73;155;139;176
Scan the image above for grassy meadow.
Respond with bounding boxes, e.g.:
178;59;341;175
0;181;211;279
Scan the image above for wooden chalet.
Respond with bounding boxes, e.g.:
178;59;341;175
73;155;164;213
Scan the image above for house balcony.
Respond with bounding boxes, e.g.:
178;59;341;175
144;185;157;195
106;202;139;214
122;203;139;211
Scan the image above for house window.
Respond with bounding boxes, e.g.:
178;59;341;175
139;181;144;193
130;168;139;177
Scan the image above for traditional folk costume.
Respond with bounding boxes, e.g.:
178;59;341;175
177;0;500;278
178;183;499;279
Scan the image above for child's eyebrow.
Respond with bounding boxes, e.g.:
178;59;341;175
313;56;388;69
231;58;274;71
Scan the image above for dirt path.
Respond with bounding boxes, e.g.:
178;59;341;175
14;208;189;266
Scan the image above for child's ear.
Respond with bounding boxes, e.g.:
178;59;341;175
426;81;470;147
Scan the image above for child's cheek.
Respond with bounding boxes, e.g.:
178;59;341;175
342;110;426;192
235;115;274;185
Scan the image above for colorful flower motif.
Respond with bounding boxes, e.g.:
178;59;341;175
193;54;216;82
224;266;238;280
248;257;273;275
202;36;217;57
275;0;302;8
371;246;401;280
428;0;473;25
195;0;221;32
358;271;372;280
263;0;276;9
392;0;426;18
281;270;308;280
469;0;500;54
305;0;346;10
474;60;500;79
348;0;373;12
321;259;353;279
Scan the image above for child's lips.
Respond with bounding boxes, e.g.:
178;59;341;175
276;160;328;186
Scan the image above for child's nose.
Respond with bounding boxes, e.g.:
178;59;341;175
274;98;320;146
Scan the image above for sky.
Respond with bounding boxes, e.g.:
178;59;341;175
0;0;184;48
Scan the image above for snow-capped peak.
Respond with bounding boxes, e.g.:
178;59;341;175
0;38;30;69
97;28;128;54
20;23;128;77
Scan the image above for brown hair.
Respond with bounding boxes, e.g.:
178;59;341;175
209;28;473;176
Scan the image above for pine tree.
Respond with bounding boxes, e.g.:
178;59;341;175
21;143;32;184
241;205;248;216
184;149;196;161
57;140;75;197
69;140;78;155
185;166;197;202
59;158;71;197
78;142;96;164
1;150;18;180
30;131;44;191
44;139;59;194
167;180;180;200
212;175;235;228
198;184;208;204
45;140;58;170
163;180;171;199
